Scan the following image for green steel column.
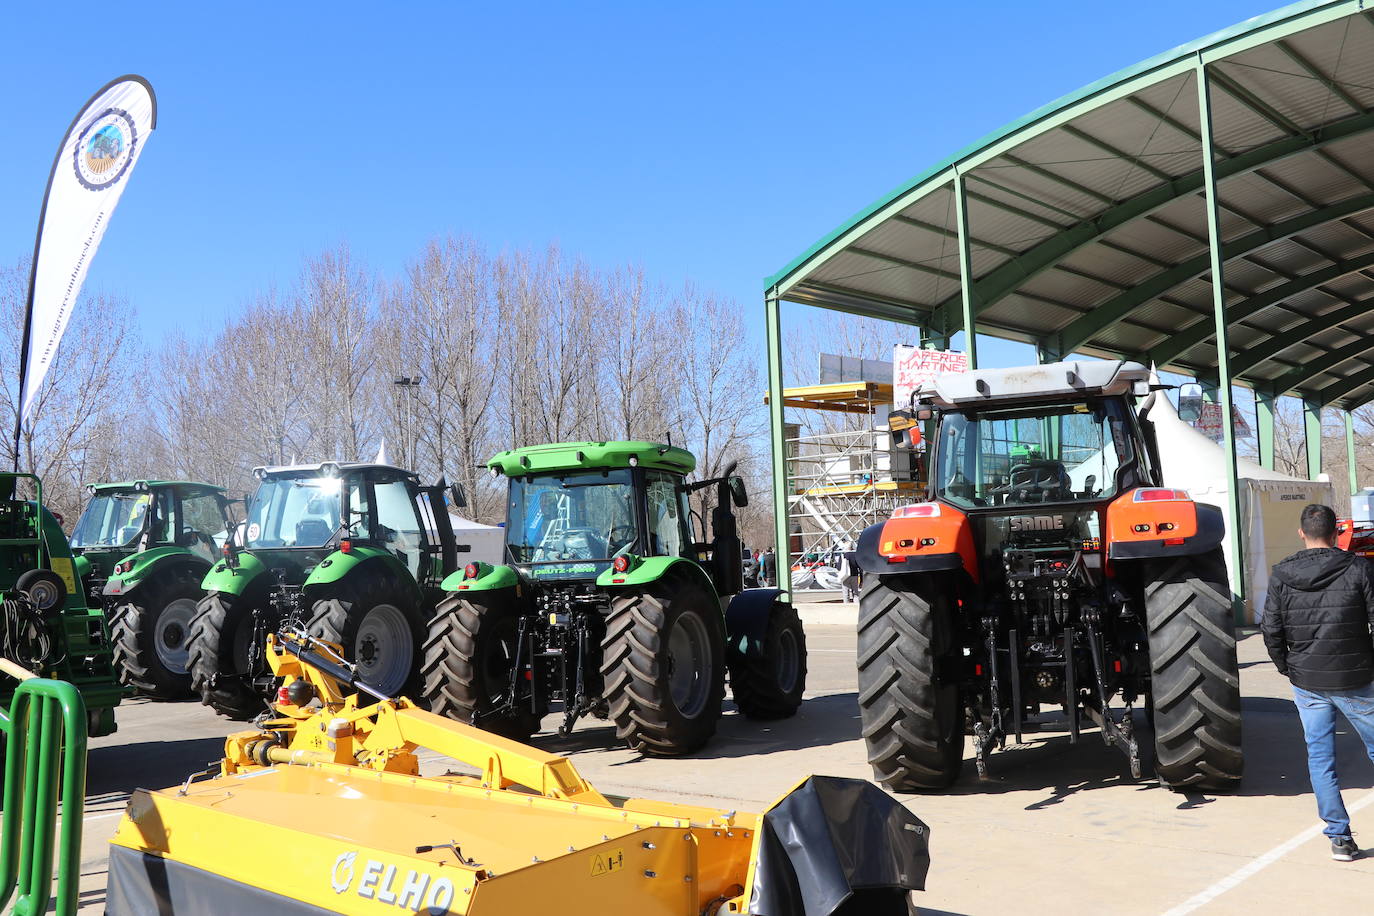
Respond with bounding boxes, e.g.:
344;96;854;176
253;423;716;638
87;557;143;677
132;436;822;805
1197;62;1247;621
1346;410;1358;495
764;293;791;594
1256;391;1276;470
1303;398;1323;481
954;173;978;369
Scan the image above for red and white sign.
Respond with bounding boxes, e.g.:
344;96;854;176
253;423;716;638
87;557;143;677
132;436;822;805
893;345;968;406
1194;402;1253;442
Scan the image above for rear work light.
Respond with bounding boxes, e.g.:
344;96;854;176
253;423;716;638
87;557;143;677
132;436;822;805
612;555;631;573
339;539;353;554
464;563;479;579
1133;488;1190;502
891;502;942;519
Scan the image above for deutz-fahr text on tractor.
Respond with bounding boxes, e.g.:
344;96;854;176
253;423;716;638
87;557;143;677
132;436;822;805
70;480;235;699
0;472;122;736
187;462;460;719
857;360;1242;791
422;441;806;755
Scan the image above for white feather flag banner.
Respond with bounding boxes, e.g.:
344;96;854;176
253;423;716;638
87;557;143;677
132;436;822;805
18;75;157;431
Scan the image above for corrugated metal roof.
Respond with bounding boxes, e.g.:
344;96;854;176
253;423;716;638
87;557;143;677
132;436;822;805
767;0;1374;410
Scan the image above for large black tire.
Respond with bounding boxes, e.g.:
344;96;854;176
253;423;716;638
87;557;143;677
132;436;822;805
1143;550;1243;791
110;567;201;699
601;576;726;756
306;572;425;699
187;591;266;720
421;590;541;740
857;574;963;791
728;601;808;719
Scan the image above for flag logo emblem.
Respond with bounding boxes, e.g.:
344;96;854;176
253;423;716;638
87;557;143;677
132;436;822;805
73;108;138;191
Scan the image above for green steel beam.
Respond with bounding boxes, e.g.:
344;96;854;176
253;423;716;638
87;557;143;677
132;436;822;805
1256;391;1276;470
1268;338;1374;398
764;294;791;594
1057;189;1374;356
1275;39;1364;116
1197;61;1247;620
955;171;979;369
1304;397;1324;480
1229;297;1374;378
1148;250;1374;367
1347;410;1359;495
1314;363;1374;407
921;107;1374;338
1209;66;1304;134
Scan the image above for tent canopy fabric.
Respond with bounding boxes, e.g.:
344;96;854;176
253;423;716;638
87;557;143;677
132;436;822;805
766;1;1374;410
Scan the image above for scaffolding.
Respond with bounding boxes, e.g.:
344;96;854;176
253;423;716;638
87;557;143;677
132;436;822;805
764;382;925;585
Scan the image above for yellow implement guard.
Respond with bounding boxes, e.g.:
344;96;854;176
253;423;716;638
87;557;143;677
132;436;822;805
108;633;930;915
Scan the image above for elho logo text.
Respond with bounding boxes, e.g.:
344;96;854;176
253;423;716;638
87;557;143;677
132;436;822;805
330;851;457;913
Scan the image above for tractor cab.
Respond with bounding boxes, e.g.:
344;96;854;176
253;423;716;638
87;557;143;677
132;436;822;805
71;481;232;601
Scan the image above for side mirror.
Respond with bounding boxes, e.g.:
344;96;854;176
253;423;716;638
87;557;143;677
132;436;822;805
887;408;924;449
729;476;748;508
1177;383;1203;422
449;483;468;509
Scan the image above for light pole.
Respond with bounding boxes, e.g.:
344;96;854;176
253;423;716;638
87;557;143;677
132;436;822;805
393;375;422;468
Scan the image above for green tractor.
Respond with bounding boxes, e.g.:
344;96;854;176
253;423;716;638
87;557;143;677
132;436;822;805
422;441;807;756
188;462;460;719
0;472;122;736
70;480;235;699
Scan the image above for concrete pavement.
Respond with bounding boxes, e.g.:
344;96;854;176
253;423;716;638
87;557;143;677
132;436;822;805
71;623;1373;914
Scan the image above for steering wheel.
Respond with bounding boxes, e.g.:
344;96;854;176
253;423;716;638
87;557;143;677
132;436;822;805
606;524;636;555
1008;460;1069;503
182;527;217;555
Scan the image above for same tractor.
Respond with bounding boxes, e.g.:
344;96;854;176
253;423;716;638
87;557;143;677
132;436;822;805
422;441;807;755
857;360;1243;791
187;462;460;719
70;481;235;698
0;472;122;737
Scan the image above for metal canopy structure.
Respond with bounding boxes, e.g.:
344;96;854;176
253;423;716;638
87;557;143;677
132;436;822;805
763;0;1374;605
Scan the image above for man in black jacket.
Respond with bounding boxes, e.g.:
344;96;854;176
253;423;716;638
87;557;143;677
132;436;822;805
1262;503;1374;862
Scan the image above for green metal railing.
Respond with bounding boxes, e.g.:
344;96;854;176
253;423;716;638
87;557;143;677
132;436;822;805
0;659;87;916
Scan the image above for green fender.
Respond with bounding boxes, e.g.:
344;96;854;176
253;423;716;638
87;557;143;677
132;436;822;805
102;546;210;600
201;550;270;597
596;555;718;598
303;545;420;601
443;562;519;594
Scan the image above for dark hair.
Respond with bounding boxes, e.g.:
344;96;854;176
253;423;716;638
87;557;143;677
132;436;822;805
1300;503;1337;542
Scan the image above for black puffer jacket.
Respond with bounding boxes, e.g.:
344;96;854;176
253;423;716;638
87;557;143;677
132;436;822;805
1262;547;1374;691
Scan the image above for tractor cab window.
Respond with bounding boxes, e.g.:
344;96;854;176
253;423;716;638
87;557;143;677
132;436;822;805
71;491;152;548
373;479;425;577
246;476;342;548
935;398;1134;508
507;470;636;563
644;471;688;558
179;492;226;560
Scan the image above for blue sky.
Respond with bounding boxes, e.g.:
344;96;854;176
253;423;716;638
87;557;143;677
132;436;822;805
1;0;1274;364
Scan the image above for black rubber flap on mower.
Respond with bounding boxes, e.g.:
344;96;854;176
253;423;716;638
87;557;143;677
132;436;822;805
749;775;930;916
108;845;336;916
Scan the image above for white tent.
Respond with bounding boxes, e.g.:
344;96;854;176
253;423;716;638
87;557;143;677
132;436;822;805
1148;392;1333;621
448;514;505;565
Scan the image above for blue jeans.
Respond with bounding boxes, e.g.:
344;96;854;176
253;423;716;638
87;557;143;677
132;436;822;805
1293;682;1374;840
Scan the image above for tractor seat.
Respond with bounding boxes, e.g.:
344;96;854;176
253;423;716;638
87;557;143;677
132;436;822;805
294;517;334;547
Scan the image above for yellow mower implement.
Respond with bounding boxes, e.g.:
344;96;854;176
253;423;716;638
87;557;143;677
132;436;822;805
108;632;930;915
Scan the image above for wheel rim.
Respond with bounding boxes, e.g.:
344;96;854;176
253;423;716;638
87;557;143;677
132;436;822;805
666;611;712;719
353;603;413;695
155;598;198;675
774;627;800;694
29;581;59;610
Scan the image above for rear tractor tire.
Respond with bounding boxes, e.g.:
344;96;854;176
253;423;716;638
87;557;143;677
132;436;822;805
110;568;200;699
187;591;266;720
856;574;964;791
421;590;541;741
307;572;425;699
1143;550;1243;791
601;576;726;756
728;601;808;719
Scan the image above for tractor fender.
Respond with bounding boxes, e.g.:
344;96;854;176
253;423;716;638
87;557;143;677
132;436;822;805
102;547;211;599
723;588;785;658
200;549;269;597
1106;491;1226;561
443;562;519;593
854;510;979;581
303;545;419;600
595;555;717;596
